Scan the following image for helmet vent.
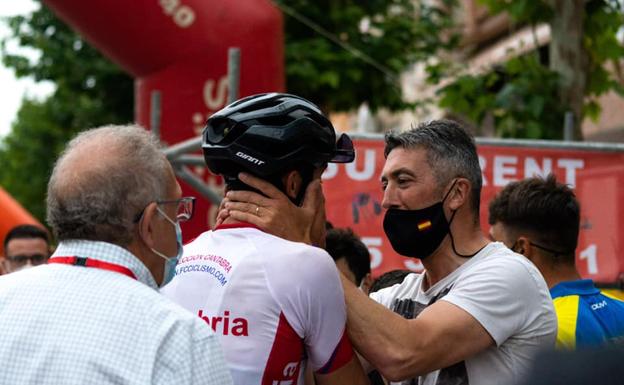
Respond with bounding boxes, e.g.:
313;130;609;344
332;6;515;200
238;98;282;113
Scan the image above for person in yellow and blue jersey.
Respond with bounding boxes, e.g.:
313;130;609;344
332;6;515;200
549;279;624;347
488;174;624;348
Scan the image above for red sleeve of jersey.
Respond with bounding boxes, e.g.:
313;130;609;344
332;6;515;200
261;312;305;384
316;329;354;374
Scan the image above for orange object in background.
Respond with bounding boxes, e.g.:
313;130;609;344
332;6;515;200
0;187;42;257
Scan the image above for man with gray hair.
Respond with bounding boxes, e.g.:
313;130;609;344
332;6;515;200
0;125;232;384
223;120;557;384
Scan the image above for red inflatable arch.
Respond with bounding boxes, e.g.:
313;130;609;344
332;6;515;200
42;0;285;240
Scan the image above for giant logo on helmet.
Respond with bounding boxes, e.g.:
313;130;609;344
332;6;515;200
236;151;266;166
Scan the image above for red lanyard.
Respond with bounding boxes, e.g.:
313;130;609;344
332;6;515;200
49;256;137;280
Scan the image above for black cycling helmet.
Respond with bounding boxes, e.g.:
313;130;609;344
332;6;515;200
202;93;355;180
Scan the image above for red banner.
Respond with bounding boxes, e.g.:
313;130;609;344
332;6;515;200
322;137;624;284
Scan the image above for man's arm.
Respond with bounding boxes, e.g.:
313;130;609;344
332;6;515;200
341;274;494;382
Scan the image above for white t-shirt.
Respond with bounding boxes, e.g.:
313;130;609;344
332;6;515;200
161;223;354;385
370;242;557;385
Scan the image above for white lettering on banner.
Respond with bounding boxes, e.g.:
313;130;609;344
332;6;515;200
322;163;338;180
404;259;424;271
322;146;587;189
480;156;585;187
159;0;195;28
204;76;229;110
580;244;598;275
159;0;177;14
174;6;195;27
362;237;383;269
493;156;518;186
272;381;293;385
346;149;376;181
558;159;584;187
479;156;487;186
525;157;552;178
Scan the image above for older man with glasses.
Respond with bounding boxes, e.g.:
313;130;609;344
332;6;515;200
0;125;232;385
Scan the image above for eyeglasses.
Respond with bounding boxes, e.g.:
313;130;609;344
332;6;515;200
157;196;196;222
529;241;571;257
7;254;48;267
133;196;196;223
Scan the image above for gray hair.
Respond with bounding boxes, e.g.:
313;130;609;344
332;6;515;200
46;125;170;246
384;119;482;216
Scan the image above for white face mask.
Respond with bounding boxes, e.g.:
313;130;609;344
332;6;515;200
151;207;184;287
10;264;34;273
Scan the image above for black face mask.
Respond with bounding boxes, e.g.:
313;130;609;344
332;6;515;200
383;180;457;259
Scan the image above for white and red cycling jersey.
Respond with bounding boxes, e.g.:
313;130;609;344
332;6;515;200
161;223;354;385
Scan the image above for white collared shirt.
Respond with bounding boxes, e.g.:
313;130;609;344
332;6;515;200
0;239;233;385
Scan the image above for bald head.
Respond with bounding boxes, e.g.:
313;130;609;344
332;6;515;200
47;125;172;246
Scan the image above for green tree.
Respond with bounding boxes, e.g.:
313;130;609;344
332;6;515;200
437;0;624;139
277;0;457;111
438;55;566;139
0;2;133;222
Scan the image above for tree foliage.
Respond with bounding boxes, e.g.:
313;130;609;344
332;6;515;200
0;1;133;221
582;0;624;116
280;0;457;111
437;0;624;139
480;0;624;102
438;55;564;139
